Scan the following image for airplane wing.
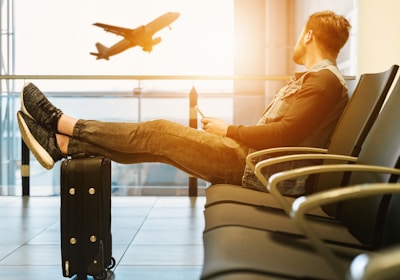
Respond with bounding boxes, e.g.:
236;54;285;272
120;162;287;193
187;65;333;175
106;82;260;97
93;23;134;37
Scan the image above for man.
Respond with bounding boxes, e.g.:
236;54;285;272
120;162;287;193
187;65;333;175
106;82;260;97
18;10;351;195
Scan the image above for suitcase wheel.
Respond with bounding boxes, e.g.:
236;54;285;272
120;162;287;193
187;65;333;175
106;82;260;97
107;257;116;270
94;269;107;280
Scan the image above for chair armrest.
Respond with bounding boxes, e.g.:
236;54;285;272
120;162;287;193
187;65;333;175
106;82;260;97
254;153;357;192
246;147;328;172
349;244;400;280
290;182;400;278
292;182;400;217
263;163;400;215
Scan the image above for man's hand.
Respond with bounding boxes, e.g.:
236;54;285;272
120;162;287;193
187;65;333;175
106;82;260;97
201;117;229;136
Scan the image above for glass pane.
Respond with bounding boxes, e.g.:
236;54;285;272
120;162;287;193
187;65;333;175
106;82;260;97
1;0;234;195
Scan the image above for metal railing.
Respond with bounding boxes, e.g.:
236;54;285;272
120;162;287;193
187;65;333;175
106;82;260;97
1;74;294;196
0;74;291;81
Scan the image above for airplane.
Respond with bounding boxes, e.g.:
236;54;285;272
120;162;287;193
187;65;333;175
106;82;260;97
90;12;180;60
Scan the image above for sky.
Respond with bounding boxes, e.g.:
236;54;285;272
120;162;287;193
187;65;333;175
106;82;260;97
14;0;234;77
10;0;235;121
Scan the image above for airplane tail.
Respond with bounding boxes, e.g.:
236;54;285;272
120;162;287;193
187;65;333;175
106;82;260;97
90;43;109;60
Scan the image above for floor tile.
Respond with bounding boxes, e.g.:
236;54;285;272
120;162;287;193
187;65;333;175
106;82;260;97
0;196;19;206
0;244;61;265
112;228;140;245
27;222;60;245
141;217;205;229
112;266;202;280
132;228;203;245
0;195;206;279
112;196;158;207
0;245;21;261
119;244;204;266
153;196;206;208
111;207;152;218
0;266;64;280
147;207;204;218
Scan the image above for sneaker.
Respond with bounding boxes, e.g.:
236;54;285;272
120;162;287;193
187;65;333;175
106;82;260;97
17;111;65;169
21;82;63;132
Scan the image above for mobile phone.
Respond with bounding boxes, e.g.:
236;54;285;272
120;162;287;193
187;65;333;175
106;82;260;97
195;105;205;118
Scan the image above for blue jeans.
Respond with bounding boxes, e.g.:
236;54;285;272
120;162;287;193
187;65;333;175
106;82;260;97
68;119;248;185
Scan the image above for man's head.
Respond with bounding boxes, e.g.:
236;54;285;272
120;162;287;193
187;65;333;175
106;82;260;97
293;11;351;66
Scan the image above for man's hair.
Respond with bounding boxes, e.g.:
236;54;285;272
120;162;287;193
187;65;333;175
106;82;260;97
306;11;351;57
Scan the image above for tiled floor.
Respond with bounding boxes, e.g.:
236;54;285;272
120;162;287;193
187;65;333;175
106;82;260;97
0;195;205;280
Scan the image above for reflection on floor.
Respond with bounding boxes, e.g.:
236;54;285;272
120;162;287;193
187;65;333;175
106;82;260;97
0;196;205;280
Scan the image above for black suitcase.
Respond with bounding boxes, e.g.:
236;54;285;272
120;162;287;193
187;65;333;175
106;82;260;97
60;156;115;280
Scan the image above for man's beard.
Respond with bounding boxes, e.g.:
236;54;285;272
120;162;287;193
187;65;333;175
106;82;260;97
292;43;306;65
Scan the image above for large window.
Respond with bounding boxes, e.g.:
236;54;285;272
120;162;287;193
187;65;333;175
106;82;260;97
1;0;357;195
1;0;234;195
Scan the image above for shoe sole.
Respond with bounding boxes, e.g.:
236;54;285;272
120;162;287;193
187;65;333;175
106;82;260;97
17;111;54;170
21;82;36;121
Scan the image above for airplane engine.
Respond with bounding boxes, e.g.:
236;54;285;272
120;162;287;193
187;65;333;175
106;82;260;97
152;37;162;46
142;37;162;52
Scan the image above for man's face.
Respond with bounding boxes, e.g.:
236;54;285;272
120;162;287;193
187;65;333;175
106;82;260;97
292;27;307;65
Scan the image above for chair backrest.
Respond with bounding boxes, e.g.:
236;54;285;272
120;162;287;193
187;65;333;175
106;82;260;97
382;187;400;247
328;65;398;157
315;65;399;194
338;74;400;246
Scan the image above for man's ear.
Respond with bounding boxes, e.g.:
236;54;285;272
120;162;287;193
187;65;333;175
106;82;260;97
304;30;313;43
